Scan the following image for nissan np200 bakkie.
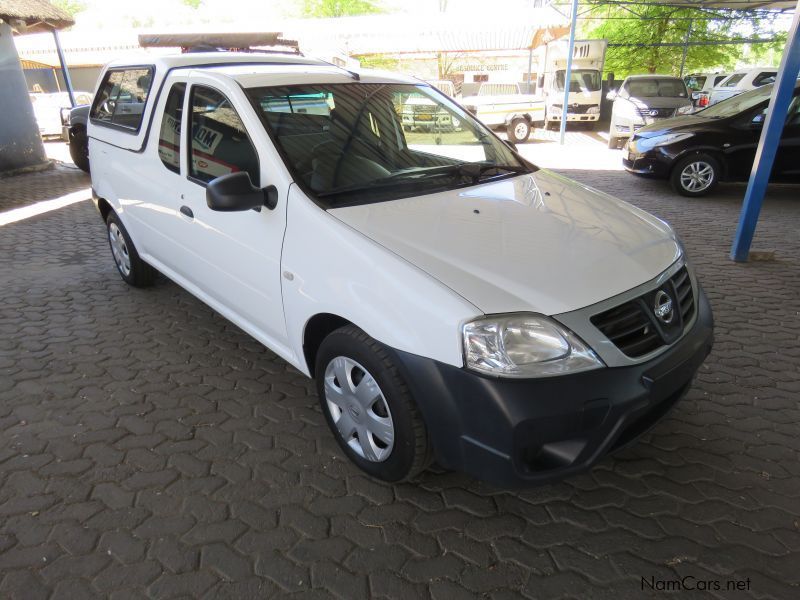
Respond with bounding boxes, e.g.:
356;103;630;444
88;51;713;487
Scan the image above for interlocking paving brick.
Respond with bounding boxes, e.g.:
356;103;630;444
1;162;799;598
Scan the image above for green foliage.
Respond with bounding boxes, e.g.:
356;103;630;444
358;54;400;70
182;0;203;8
52;0;87;17
300;0;384;18
583;3;784;78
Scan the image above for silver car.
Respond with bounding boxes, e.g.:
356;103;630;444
606;75;693;149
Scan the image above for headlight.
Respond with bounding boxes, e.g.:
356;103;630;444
677;105;694;115
615;100;640;119
587;106;600;115
462;313;604;378
637;132;694;152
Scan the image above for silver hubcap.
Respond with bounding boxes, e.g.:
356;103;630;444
323;356;395;462
108;222;131;276
514;122;528;140
680;161;714;192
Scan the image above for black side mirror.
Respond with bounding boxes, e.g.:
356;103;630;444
206;172;278;212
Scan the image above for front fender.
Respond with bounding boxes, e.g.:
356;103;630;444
281;186;481;376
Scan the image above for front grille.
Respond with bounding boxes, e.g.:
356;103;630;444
552;103;594;114
636;107;676;119
591;266;694;359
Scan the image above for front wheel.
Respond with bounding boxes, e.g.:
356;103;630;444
506;117;531;144
315;326;431;482
670;153;720;197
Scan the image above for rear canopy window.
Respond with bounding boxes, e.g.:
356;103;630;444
720;73;746;88
91;67;153;131
626;78;687;98
753;72;777;87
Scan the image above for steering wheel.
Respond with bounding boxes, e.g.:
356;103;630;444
101;98;116;116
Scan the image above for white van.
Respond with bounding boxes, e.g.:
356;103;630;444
88;53;713;486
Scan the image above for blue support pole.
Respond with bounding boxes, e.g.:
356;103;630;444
559;0;579;145
730;2;800;262
52;29;75;107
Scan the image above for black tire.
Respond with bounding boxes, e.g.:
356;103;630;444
670;152;721;197
315;325;431;482
105;211;155;287
506;117;531;144
68;127;90;173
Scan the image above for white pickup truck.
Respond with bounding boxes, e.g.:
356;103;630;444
461;83;545;144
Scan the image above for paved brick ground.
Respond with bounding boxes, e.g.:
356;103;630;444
1;161;798;599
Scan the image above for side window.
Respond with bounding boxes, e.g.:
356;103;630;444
753;72;777;87
90;68;153;131
188;86;259;186
158;83;186;174
713;75;727;87
786;95;800;128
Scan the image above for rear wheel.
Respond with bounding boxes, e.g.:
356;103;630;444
68;127;90;172
670;153;720;197
106;211;155;287
506;117;531;144
315;325;431;482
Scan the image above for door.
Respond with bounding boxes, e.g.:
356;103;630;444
127;80;188;269
774;93;800;180
175;83;289;349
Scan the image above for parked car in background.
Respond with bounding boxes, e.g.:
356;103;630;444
708;67;777;105
62;104;92;172
683;72;729;109
623;82;800;196
29;91;92;138
401;82;462;132
607;75;693;148
462;82;545;143
88;51;713;486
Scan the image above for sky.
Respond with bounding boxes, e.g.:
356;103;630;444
67;0;553;31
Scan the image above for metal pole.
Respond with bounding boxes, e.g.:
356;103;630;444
730;0;800;262
559;0;579;145
52;29;75;107
679;19;692;77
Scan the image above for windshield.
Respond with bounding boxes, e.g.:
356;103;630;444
555;69;601;92
247;83;529;207
684;75;707;91
696;84;773;118
626;78;688;98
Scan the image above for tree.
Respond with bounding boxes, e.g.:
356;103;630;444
583;2;785;78
300;0;384;18
52;0;87;17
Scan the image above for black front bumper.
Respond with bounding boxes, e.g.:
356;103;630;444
392;288;714;487
622;145;673;178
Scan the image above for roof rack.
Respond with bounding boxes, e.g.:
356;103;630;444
138;32;302;54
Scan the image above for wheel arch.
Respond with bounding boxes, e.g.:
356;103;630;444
96;197;113;223
303;313;354;377
669;147;729;180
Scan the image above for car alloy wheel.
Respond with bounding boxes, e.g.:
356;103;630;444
323;356;395;462
679;160;715;193
108;222;131;276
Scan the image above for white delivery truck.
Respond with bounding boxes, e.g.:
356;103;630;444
536;39;607;128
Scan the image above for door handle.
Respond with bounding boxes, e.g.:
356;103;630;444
179;205;194;219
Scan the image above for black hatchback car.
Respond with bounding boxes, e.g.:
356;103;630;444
623;82;800;196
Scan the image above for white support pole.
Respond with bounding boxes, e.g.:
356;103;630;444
559;0;579;145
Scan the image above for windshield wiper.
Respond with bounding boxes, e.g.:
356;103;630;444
316;162;529;198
